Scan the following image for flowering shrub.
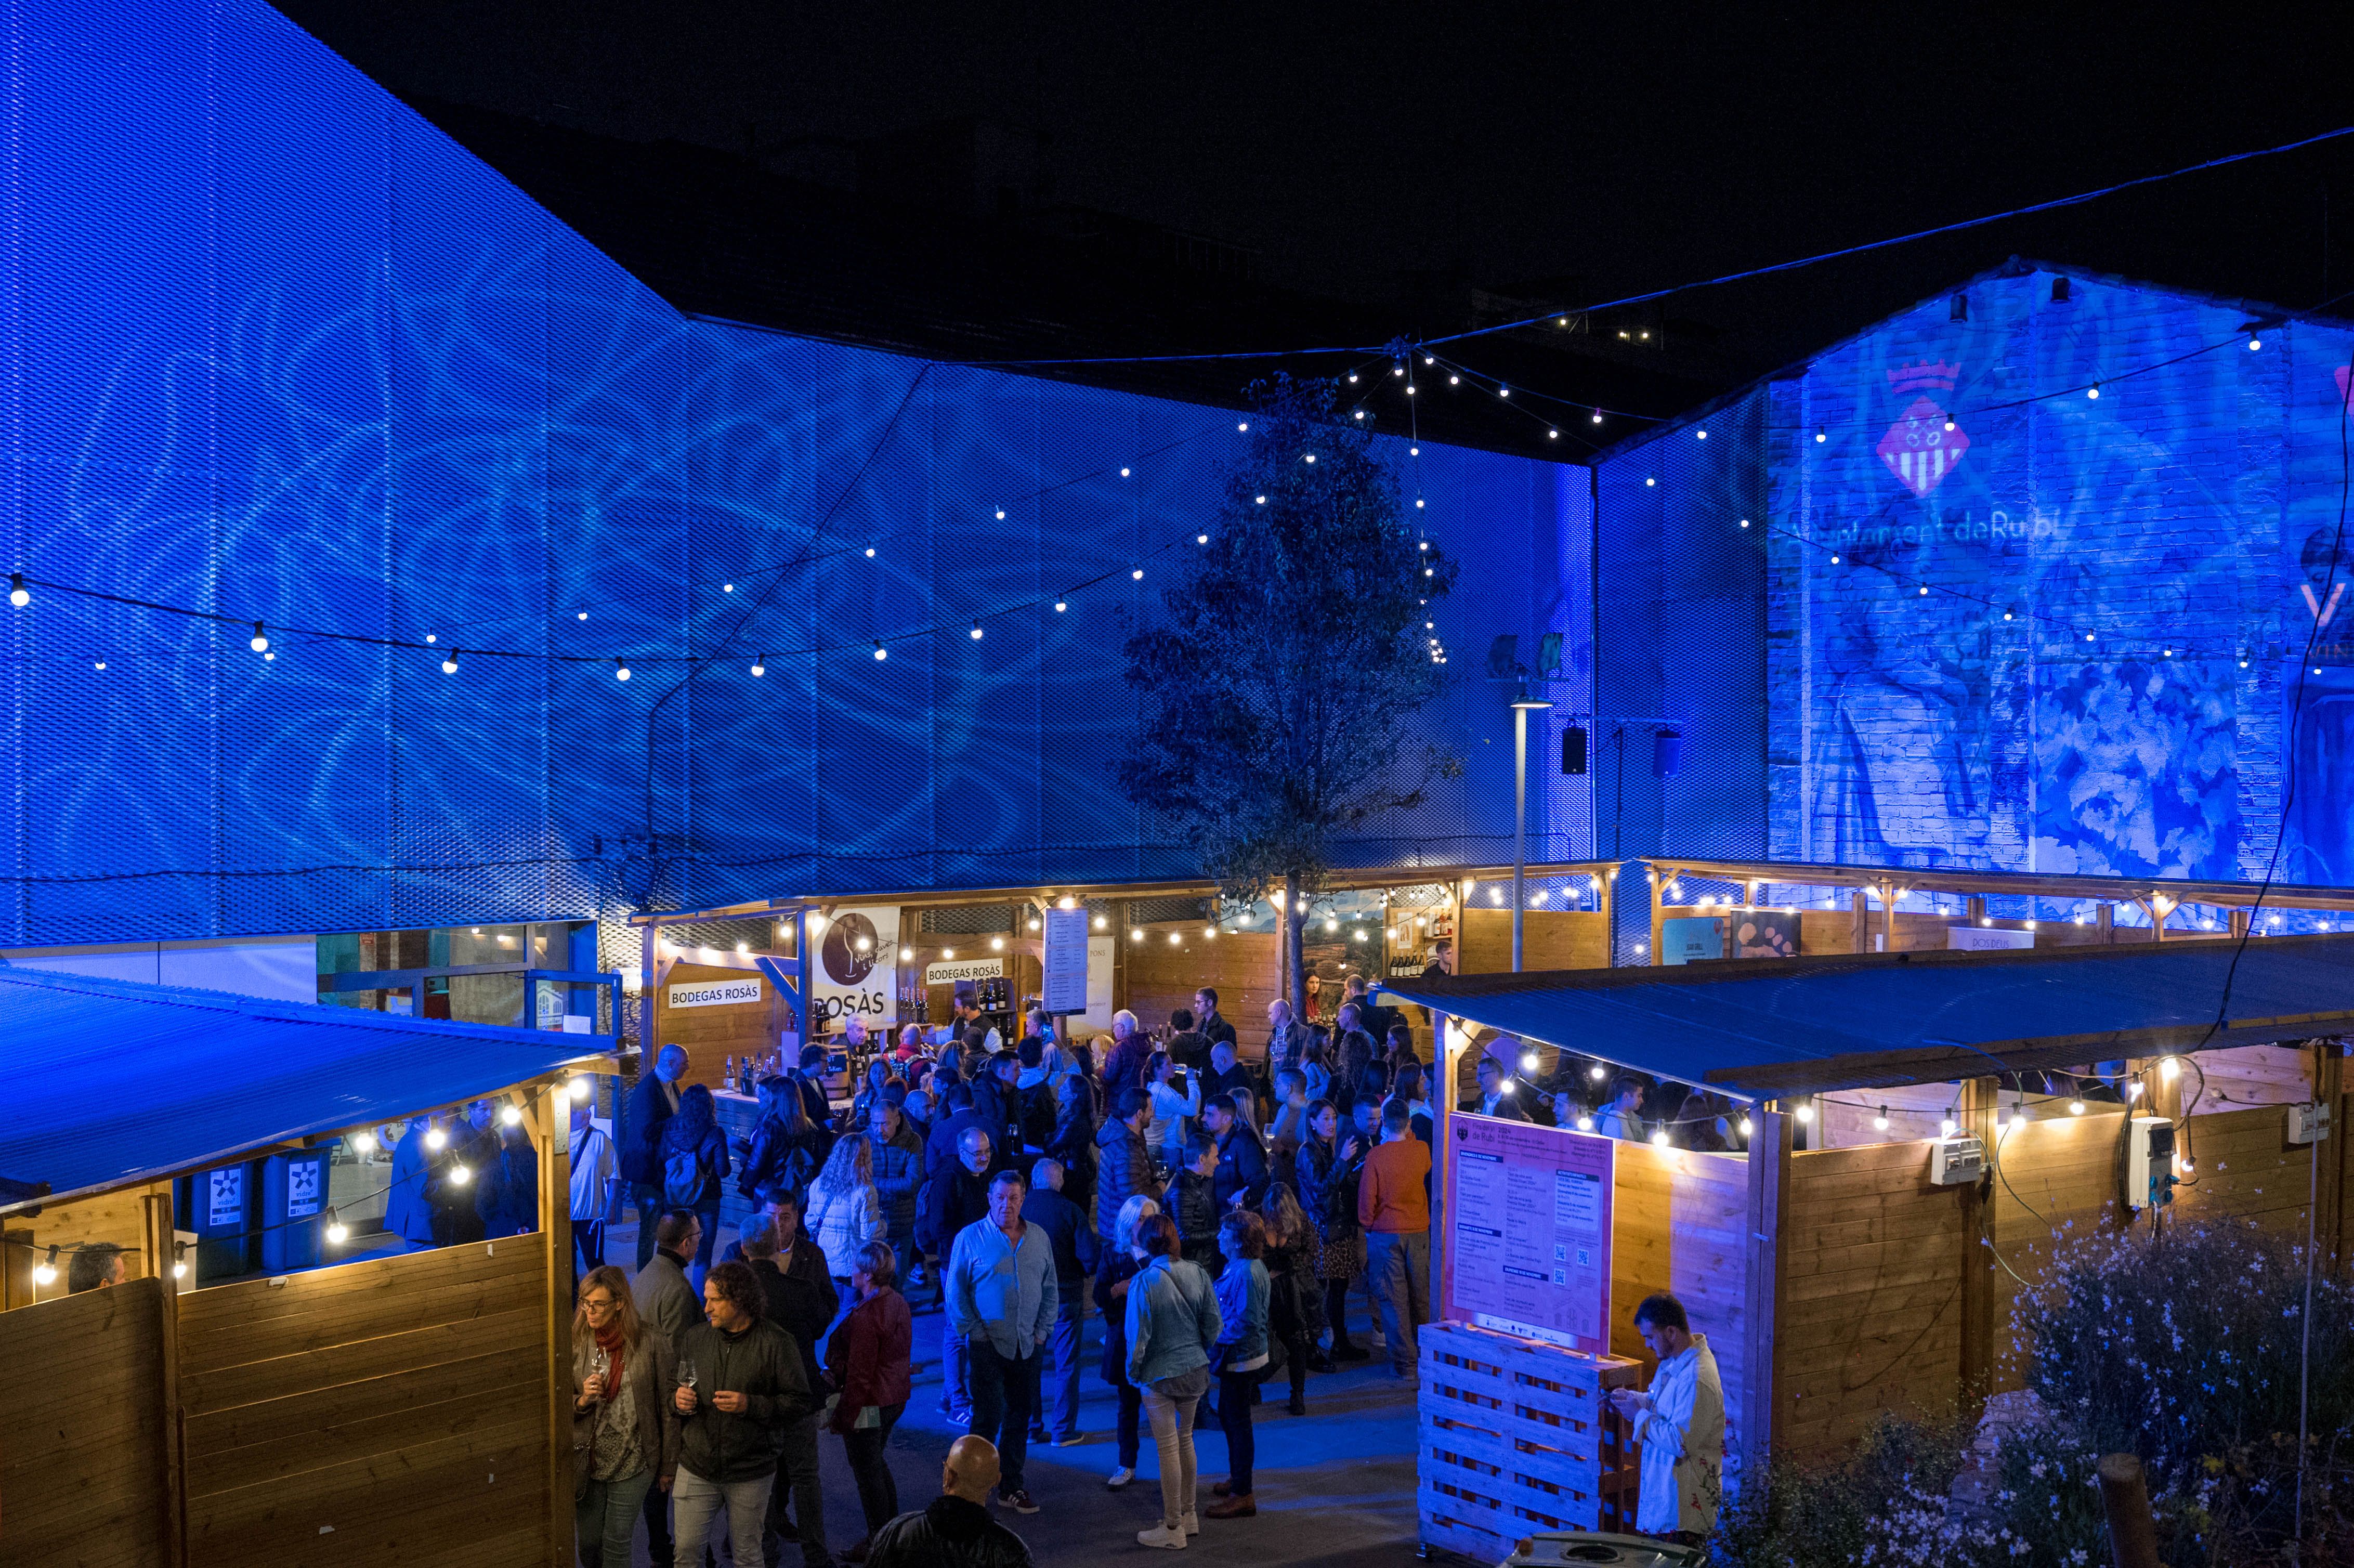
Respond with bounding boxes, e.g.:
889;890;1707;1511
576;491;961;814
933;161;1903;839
1707;1222;2353;1566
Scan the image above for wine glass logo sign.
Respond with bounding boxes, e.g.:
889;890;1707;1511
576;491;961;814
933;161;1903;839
821;912;882;987
1876;361;1970;498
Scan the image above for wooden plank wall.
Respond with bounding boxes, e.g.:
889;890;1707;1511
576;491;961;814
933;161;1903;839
1605;1145;1751;1484
2193;1044;2316;1109
1123;930;1276;1060
1776;1140;1967;1457
1789;909;2213;957
1459;909;1609;975
650;959;790;1092
1983;1109;2126;1394
177;1236;552;1568
0;1277;170;1566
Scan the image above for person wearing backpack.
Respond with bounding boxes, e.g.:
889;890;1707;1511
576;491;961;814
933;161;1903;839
738;1075;827;1208
659;1083;731;1287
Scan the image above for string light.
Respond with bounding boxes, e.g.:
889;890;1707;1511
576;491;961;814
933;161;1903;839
1054;599;1066;612
249;622;269;653
1815;427;1827;442
865;546;875;558
325;1209;349;1245
1132;568;1144;580
2069;1097;2087;1116
1650;1128;1671;1147
351;1130;378;1155
970;619;984;640
172;1243;188;1279
1941;1114;1958;1136
2087;385;2101;399
1588;1064;1607;1082
33;1246;57;1286
1576;1114;1596;1131
500;1103;523;1127
569;1074;593;1102
1131;927;1144;941
752;655;767;674
449;1163;472;1185
7;573;25;607
1119;467;1130;477
1873;1105;1890;1131
723;582;734;592
614;657;631;681
1794;1101;1815;1125
424;1126;448;1151
441;648;460;674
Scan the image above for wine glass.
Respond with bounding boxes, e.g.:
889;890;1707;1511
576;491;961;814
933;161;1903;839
590;1345;609;1397
679;1356;698;1398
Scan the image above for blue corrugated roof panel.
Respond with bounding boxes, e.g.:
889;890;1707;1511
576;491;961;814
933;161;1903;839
1377;933;2354;1098
0;966;611;1206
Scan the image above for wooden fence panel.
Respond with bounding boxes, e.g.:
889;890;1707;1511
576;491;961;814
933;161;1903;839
0;1277;170;1567
177;1237;552;1568
1777;1141;1966;1458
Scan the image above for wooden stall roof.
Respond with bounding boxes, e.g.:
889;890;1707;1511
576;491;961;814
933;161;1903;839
627;860;1627;927
0;966;613;1216
1643;856;2354;913
1379;932;2354;1099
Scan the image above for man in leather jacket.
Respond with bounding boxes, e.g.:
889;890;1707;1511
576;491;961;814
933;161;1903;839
671;1261;815;1568
866;1434;1035;1568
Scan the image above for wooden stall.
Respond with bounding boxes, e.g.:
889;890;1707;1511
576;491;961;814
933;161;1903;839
1393;937;2354;1489
0;970;600;1568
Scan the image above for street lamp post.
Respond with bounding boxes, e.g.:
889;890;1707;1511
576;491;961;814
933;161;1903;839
1510;686;1555;972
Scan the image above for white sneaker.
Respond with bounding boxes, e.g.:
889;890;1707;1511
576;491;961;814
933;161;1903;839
1181;1510;1199;1536
1106;1466;1136;1489
1137;1524;1187;1549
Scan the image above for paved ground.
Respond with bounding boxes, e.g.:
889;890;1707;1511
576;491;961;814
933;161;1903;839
595;1217;1424;1567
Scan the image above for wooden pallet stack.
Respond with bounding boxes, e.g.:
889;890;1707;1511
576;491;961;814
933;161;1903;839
1418;1320;1645;1562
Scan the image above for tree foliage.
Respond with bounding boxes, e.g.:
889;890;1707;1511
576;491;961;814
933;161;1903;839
1119;375;1460;987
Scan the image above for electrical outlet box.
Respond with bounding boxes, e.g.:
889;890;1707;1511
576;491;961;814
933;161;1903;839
1929;1135;1984;1186
2288;1102;2332;1146
2127;1116;2175;1210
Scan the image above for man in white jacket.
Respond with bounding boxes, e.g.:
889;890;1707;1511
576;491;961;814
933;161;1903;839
1608;1292;1724;1542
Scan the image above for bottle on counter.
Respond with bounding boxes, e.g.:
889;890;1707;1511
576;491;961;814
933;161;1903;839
724;1055;738;1092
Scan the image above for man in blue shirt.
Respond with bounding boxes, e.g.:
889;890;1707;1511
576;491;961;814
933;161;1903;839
947;1169;1058;1515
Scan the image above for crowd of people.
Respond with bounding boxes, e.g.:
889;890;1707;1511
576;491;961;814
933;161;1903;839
563;971;1740;1564
581;981;1462;1562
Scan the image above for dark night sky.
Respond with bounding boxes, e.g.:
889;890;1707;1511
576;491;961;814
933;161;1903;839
280;1;2354;391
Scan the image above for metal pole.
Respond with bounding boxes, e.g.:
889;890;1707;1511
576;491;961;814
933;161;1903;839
1513;703;1527;973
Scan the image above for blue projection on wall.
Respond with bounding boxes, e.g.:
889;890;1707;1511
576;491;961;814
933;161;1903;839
1752;266;2354;884
2;0;1583;947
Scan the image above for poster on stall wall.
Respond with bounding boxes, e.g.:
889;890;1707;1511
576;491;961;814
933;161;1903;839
814;905;899;1027
1443;1115;1615;1352
1728;908;1799;959
1948;926;2036;950
1661;916;1725;964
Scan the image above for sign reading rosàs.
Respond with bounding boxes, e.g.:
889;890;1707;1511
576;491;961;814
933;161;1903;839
669;976;763;1009
813;905;899;1025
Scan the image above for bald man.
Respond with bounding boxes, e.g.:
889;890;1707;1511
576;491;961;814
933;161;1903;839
864;1435;1035;1567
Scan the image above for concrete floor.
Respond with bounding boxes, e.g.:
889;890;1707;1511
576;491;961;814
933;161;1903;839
593;1215;1424;1567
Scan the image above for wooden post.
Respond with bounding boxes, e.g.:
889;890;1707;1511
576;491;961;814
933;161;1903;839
537;1082;573;1567
2316;1041;2347;1272
2230;908;2250;940
1850;889;1870;954
142;1190;187;1568
1966;895;1985;927
1741;1107;1791;1474
1882;880;1899;955
2143;897;2168;943
2097;903;2115;945
1648;869;1665;966
1957;1076;1998;1405
1598;870;1615;966
2097;1453;2163;1568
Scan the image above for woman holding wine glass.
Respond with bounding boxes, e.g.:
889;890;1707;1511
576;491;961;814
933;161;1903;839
571;1264;679;1568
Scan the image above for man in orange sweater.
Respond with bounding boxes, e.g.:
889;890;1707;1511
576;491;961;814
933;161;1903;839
1357;1097;1432;1378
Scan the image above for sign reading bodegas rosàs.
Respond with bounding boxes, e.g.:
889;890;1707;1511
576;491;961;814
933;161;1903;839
668;975;764;1009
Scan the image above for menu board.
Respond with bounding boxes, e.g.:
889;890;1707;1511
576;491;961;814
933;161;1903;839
1442;1114;1614;1351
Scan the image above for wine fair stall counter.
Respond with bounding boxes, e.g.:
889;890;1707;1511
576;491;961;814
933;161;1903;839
0;968;612;1568
627;861;1623;1075
1385;931;2354;1523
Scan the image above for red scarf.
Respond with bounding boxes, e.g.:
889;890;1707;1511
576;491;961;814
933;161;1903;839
594;1323;627;1398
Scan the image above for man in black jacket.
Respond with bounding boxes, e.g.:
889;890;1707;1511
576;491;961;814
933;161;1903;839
741;1199;841;1568
1204;1094;1270;1212
1193;987;1238;1053
1163;1008;1211;1075
866;1434;1034;1568
924;1082;993;1179
967;1052;1025;1171
1021;1158;1099;1447
672;1260;815;1568
1090;1089;1154;1248
624;1043;691;1268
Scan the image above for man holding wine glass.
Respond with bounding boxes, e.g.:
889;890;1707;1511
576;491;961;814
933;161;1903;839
670;1260;816;1568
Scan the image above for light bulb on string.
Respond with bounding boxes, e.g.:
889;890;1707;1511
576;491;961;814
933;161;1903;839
7;573;25;607
1197;534;1208;545
172;1244;188;1279
1815;427;1827;442
34;1246;57;1286
568;1074;593;1103
94;659;106;670
996;509;1006;520
970;620;984;640
1696;429;1708;440
250;622;269;653
1448;374;1459;385
751;655;767;675
614;657;631;681
1132;568;1144;580
864;546;875;558
2087;385;2101;399
1576;1114;1595;1132
442;648;460;674
870;642;884;662
1591;409;1603;424
425;1126;448;1151
2248;336;2263;351
577;610;588;620
450;1163;471;1185
1794;1101;1815;1125
426;632;437;643
1549;429;1559;439
500;1103;523;1127
1941;1114;1958;1136
325;1209;349;1245
1119;467;1130;477
1054;599;1066;612
1873;1105;1890;1131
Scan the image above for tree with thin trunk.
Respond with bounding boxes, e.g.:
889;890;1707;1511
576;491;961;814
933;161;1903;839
1118;375;1461;1009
